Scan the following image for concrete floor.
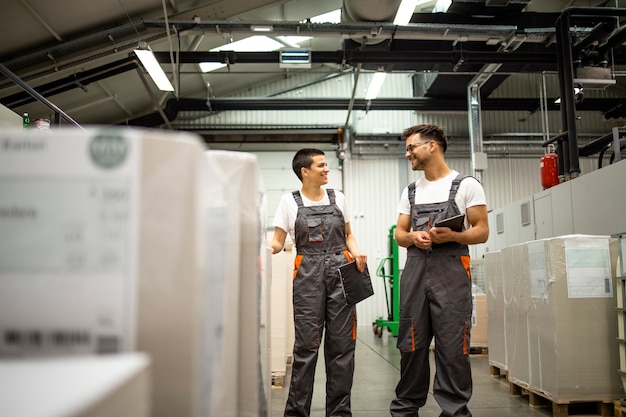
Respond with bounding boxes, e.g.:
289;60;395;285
271;326;556;417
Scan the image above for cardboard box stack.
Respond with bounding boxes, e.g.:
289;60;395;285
484;251;506;371
471;294;488;349
616;234;626;394
269;242;296;383
527;235;621;400
203;150;266;417
486;234;623;401
502;243;532;387
470;259;488;350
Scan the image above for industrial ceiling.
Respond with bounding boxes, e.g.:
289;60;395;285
1;0;625;151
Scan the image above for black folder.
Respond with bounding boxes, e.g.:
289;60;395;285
338;261;374;305
434;213;465;232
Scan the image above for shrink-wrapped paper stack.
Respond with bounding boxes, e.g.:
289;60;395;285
486;235;622;401
0;128;268;417
485;251;506;372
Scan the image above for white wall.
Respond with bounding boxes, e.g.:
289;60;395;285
342;156;401;331
0;104;21;128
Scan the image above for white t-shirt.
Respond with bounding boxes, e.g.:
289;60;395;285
272;189;351;244
397;170;487;229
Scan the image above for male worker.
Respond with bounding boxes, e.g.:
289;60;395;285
390;124;489;417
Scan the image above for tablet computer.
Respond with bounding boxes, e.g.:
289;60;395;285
338;262;374;305
434;213;465;232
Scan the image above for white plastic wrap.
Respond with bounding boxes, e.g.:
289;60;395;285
202;150;266;417
484;250;507;371
0;353;151;417
528;235;621;400
487;234;622;400
0;127;208;417
502;243;531;387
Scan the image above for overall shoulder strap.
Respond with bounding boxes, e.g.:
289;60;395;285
326;188;336;204
448;174;471;202
408;182;416;205
292;191;304;208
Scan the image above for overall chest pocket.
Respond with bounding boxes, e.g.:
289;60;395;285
412;216;431;232
306;217;325;242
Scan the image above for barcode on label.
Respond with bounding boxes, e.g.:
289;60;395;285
96;335;120;353
1;329;119;354
3;329;91;348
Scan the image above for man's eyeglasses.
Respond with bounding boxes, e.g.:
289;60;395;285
405;141;430;153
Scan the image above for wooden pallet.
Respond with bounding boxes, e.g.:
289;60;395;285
488;362;508;379
469;345;488;355
614;400;626;417
508;379;614;417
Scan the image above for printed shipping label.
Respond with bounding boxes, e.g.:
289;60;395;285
0;129;140;356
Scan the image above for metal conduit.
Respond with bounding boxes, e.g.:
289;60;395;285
556;7;626;179
0;63;83;129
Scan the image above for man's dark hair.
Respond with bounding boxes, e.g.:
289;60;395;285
292;148;325;181
401;123;448;153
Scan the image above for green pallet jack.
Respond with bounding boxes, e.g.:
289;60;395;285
373;225;400;337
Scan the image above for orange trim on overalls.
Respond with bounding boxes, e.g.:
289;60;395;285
460;255;471;279
293;254;303;280
342;249;353;263
461;255;471;354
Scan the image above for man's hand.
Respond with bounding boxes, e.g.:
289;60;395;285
429;227;456;244
410;230;432;250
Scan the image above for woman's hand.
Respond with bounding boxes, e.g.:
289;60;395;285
352;253;368;273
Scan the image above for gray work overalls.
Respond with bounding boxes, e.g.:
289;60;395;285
390;175;473;417
285;189;357;417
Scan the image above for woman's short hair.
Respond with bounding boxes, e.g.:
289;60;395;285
292;148;325;181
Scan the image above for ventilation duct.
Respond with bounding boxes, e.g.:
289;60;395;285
341;0;403;71
342;0;402;45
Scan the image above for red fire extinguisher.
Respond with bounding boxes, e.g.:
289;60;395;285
540;145;559;189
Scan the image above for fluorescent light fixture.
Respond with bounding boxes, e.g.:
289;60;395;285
199;62;227;73
251;25;273;32
365;71;387;100
134;48;174;91
433;0;452;13
309;9;341;23
394;0;418;25
220;35;284;52
279;49;311;68
199;35;284;73
394;0;435;25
